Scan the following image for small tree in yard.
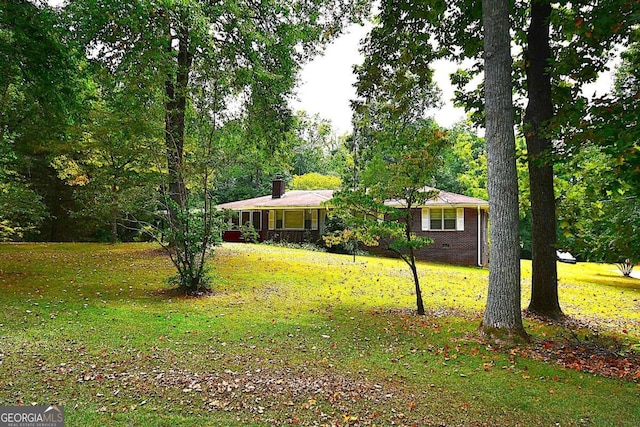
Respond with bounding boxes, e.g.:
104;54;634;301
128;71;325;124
342;17;446;314
159;196;227;294
329;123;448;315
154;70;235;295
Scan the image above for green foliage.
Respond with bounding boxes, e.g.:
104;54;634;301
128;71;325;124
414;0;640;129
158;197;226;294
515;137;534;258
330;120;448;314
322;213;367;256
576;28;640;196
556;30;640;276
572;193;640;275
51;67;163;242
0;182;48;241
556;144;640;276
208;121;282;204
60;0;370;278
262;239;327;252
0;0;80;142
331;149;443;261
290;173;341;190
354;0;442;118
358;2;638;292
349;6;453;314
433;121;488;199
289;111;349;177
0;1;83;240
239;223;260;244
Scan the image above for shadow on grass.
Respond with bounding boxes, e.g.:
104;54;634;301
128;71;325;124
577;272;640;294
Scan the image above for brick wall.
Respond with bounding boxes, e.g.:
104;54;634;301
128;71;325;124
223;207;489;267
367;207;488;266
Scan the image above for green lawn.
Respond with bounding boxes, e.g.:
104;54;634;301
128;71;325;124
0;242;638;426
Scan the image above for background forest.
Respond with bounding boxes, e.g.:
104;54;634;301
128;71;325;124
1;0;639;270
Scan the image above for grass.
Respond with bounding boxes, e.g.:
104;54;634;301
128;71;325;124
0;242;638;426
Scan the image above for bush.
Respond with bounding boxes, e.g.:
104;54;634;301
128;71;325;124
322;214;360;255
239;223;259;243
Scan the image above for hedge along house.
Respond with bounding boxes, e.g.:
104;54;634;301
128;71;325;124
218;177;490;266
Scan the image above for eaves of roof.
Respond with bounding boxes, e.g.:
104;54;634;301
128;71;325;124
217;190;334;210
217;187;488;211
384;187;489;208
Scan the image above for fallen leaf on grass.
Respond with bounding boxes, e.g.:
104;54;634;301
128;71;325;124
528;337;640;382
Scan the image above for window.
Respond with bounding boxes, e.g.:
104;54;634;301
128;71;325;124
241;211;251;227
284;210;304;229
430;208;443;230
304;210;318;230
251;211;262;230
231;210;262;231
444;209;457;230
422;208;464;231
269;210;276;230
268;209;318;230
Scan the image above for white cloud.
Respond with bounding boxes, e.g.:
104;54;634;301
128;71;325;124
291;24;469;135
291;25;370;135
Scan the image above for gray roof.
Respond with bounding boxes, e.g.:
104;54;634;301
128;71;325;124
217;187;488;210
217;190;334;209
385;187;489;208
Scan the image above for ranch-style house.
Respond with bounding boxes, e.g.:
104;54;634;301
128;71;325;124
217;177;489;266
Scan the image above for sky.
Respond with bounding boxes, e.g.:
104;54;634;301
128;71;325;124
290;23;468;135
291;22;619;137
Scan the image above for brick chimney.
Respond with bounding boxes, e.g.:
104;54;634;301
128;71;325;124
272;175;285;199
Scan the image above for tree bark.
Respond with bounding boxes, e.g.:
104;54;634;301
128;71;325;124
481;0;526;337
406;205;426;315
409;249;425;316
400;208;425;315
524;1;563;318
164;17;192;211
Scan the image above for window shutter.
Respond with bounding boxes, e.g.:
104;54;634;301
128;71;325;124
456;208;465;231
422;208;430;231
311;210;318;230
268;210;275;230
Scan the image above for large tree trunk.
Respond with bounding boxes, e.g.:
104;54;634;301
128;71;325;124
481;0;526;338
164;18;192;212
524;1;563;319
